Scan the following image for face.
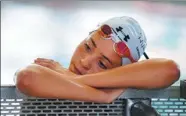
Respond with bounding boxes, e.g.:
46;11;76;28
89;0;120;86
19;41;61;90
68;29;122;75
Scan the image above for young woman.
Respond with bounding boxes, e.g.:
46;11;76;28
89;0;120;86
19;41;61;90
15;16;180;103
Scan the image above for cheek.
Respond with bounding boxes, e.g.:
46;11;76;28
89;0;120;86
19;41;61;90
71;44;89;69
73;45;84;59
77;45;87;59
87;63;105;74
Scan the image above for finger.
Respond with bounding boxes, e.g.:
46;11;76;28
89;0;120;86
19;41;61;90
36;62;54;69
34;59;39;63
37;58;50;61
34;59;45;64
56;62;61;65
34;60;41;64
36;58;54;63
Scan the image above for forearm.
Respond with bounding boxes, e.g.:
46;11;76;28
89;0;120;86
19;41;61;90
75;58;180;89
15;64;109;103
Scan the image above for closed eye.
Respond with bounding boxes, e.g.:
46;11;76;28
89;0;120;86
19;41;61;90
98;60;107;69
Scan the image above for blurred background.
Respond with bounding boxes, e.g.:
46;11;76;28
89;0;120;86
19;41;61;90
1;1;186;86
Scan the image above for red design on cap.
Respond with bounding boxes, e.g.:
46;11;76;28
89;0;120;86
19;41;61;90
117;42;129;55
115;41;136;63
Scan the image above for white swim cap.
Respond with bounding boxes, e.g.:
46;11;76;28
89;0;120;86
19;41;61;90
97;16;148;65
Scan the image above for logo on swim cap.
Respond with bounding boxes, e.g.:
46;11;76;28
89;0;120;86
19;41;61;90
98;16;147;65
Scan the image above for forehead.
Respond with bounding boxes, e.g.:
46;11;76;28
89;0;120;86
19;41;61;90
89;31;121;67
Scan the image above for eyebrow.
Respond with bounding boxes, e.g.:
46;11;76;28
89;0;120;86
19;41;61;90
90;37;97;48
102;54;113;65
90;37;113;65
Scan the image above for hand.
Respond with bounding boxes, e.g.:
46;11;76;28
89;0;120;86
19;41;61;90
34;58;76;76
34;58;61;69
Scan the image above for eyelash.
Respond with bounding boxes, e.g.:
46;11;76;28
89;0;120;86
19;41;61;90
85;43;91;52
98;60;107;69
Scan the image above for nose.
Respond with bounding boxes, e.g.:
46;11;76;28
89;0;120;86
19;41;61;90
80;55;93;70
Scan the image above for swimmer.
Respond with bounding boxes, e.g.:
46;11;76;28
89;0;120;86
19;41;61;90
15;16;180;103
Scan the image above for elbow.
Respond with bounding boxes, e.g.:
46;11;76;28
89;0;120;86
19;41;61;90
163;59;180;87
105;99;114;104
15;68;35;95
98;99;113;104
94;94;114;104
104;95;116;104
168;60;180;82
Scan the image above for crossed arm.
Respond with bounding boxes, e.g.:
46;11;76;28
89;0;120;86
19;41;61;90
15;58;180;103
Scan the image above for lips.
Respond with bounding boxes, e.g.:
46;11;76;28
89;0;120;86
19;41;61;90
73;64;83;75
